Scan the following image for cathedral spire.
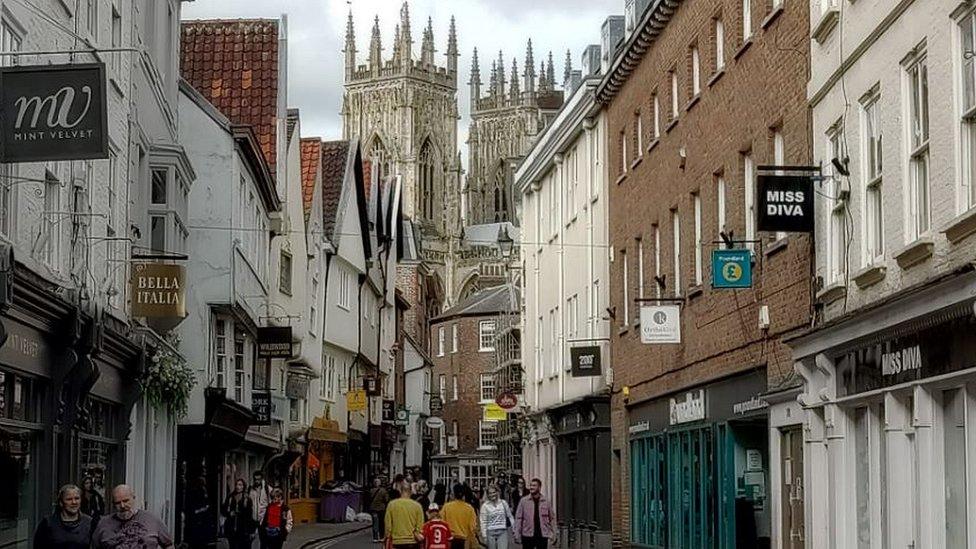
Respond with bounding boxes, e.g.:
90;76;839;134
489;59;498;97
369;16;382;72
469;47;481;109
400;2;412;68
509;58;520;101
392;24;401;63
421;16;434;65
563;49;572;87
538;60;549;92
446;15;458;75
496;49;506;98
546;51;555;89
523;39;536;94
344;10;356;80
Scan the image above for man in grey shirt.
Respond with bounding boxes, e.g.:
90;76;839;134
92;484;175;549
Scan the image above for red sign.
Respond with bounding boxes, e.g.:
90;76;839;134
495;392;518;411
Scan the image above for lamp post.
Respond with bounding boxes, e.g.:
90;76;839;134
496;225;514;263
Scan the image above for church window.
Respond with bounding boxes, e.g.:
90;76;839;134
419;139;435;222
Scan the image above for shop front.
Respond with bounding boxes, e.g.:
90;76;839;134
628;369;770;549
790;270;976;549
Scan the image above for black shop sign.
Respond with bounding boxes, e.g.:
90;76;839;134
0;63;108;162
382;399;395;422
251;391;272;426
570;345;602;377
257;326;292;358
756;174;814;233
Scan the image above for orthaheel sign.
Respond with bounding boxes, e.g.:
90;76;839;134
0;63;108;162
756;174;814;233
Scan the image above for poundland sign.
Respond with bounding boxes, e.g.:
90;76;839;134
757;175;814;233
0;63;108;162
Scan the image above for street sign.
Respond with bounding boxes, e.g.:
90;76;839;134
394;408;410;426
382;399;395;422
429;395;443;416
712;249;752;289
0;63;108;162
483;403;507;422
757;174;814;233
131;264;186;319
425;416;444;429
257;327;292;358
346;390;367;412
495;392;519;411
640;305;681;344
251;391;272;426
570;346;602;377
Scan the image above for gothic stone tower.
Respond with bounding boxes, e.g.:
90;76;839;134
465;42;569;226
342;3;462;305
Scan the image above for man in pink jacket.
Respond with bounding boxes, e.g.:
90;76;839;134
513;479;557;549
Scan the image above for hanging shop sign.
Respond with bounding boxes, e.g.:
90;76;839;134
495;392;519;411
756;174;815;233
640;305;681;344
256;327;292;358
364;376;381;396
382;399;395;422
0;63;108;162
346;389;367;412
251;391;272;426
429;395;443;416
394;408;410;426
570;345;603;377
425;416;444;429
669;390;706;425
285;374;309;399
131;263;186;318
712;249;752;289
483;402;508;422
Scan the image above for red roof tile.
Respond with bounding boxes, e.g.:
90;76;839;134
320;141;350;242
300;138;321;222
181;19;280;174
362;159;372;201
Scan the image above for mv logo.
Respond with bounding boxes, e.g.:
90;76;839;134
13;85;93;130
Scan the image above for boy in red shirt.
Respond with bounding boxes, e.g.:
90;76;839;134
421;503;453;549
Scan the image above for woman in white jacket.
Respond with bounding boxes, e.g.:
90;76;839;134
479;485;515;549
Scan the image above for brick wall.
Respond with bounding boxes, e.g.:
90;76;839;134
601;0;812;542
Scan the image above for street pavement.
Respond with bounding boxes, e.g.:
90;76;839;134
294;527;525;549
282;521;371;548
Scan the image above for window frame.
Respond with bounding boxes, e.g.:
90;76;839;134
905;49;930;241
861;89;884;264
479;373;495;403
278;250;293;296
478;420;498;450
715;17;725;72
672;209;681;297
478;320;496;352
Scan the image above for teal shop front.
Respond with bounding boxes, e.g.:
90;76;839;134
628;369;770;549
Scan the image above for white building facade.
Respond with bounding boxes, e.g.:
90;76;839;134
515;70;612;537
788;2;976;547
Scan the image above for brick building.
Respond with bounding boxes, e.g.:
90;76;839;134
596;0;812;545
428;285;516;490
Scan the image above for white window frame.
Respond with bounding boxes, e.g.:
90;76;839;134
715;18;725;72
451;323;458;353
452;375;458;401
321;353;337;401
744;153;756;249
438;326;445;356
905;49;930;242
693;193;702;285
654;225;661;298
670;70;679;118
478;320;496;352
213;317;228;389
691;46;701;96
742;0;752;40
279;250;292;295
773;130;787;240
827;122;848;284
652;93;661;140
672;209;681;296
635;112;643;154
637;239;645;298
717;176;727;236
309;277;319;334
861;90;884;265
620;131;628;174
961;12;976;210
439;374;446;402
478;420;498;450
621;249;629;326
338;269;352;310
480;373;495;403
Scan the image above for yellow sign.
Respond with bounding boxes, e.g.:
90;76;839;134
346;390;367;412
131;263;186;318
483;403;507;422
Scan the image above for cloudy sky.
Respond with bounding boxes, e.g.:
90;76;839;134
182;0;620;150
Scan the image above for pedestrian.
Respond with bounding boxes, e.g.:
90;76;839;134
513;479;557;549
441;484;478;549
432;483;447;507
183;476;213;549
462;484;480;513
91;484;174;549
32;484;93;548
390;474;406;500
508;477;527;513
412;479;431;512
257;488;293;549
422;503;452;549
384;481;425;549
80;476;105;525
479;485;515;549
369;476;391;542
221;478;255;549
249;470;271;526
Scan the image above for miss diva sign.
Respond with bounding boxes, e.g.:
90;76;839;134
756;174;815;233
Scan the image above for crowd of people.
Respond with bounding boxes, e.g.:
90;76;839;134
367;472;558;549
31;470;294;549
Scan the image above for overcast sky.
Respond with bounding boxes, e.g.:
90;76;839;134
182;0;620;151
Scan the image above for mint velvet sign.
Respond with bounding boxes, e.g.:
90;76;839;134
0;63;108;162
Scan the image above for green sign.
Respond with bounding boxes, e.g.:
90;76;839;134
712;249;752;289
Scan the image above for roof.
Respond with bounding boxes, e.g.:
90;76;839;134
320;140;350;242
434;284;518;322
300;138;321;221
596;0;680;103
181;19;280;174
462;222;520;248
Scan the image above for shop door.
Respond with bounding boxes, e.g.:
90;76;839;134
666;427;716;549
780;426;804;549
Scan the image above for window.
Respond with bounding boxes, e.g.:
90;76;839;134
653;225;661;298
862;93;883;263
86;0;97;40
621;249;629;326
309;278;319;334
652;93;661;140
906;51;929;240
111;7;122;76
1;17;23;68
590;280;600;335
634;111;643;155
479;320;496;351
438;326;445;356
715;18;725;71
338;269;352;309
42;169;61;268
693;193;702;285
419;139;435;222
670;70;679;119
827;124;847;283
451;323;458;353
943;388;969;547
452;375;458;401
279;251;292;295
773;130;787;240
536;316;544;382
672;210;681;296
214;318;227;388
963;14;976;208
742;0;752;41
550;308;558;375
479;421;498;449
233;329;246;403
480;373;495;402
691;45;701;96
619;131;628;175
451;421;459;449
743;153;755;247
637;238;645;298
321;354;337;401
439;374;446;402
717;176;727;235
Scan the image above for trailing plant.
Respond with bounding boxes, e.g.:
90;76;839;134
141;336;195;418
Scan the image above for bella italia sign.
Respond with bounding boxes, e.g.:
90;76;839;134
0;63;108;162
131;263;186;318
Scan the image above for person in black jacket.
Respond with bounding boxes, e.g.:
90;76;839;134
80;477;105;525
32;484;93;549
222;479;255;549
